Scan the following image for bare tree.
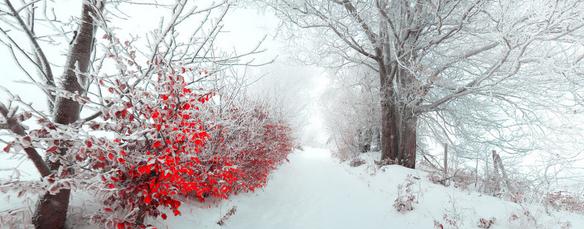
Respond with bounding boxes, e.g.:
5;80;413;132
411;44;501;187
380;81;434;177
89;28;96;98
269;0;584;168
1;0;104;227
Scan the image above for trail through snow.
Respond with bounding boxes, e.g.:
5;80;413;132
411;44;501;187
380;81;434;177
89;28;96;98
218;148;389;228
156;148;394;228
153;147;584;229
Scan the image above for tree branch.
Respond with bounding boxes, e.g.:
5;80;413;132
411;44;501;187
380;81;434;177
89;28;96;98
5;0;55;106
0;102;51;177
335;0;378;47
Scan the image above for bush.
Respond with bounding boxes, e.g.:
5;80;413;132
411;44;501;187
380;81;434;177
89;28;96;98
204;101;293;192
478;217;496;229
85;72;242;227
0;42;294;227
544;191;584;214
81;68;293;227
393;175;419;213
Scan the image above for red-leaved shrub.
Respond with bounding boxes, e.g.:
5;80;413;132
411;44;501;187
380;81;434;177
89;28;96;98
85;71;243;227
84;68;293;227
204;102;293;192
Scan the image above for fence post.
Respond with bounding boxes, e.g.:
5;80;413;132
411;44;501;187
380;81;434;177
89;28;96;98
443;143;448;181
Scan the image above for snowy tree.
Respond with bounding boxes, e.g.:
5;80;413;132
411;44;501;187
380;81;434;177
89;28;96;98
320;66;380;159
1;0;104;227
269;0;584;168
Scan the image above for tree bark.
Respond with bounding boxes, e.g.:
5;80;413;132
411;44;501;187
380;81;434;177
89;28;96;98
379;64;399;164
400;115;417;169
378;61;418;168
32;2;102;228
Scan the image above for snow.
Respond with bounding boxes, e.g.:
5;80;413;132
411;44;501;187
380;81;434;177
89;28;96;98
2;147;584;228
146;148;584;228
153;148;390;229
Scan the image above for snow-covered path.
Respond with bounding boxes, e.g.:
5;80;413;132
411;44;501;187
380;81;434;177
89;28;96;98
157;148;396;228
154;148;584;229
219;148;390;228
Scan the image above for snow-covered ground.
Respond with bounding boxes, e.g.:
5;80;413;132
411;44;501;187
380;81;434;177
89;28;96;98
2;147;583;228
149;148;584;228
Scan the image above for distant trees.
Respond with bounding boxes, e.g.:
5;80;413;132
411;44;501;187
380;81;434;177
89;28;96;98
321;67;380;160
270;0;584;168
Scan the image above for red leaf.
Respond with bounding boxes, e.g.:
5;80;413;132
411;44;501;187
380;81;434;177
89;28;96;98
161;213;167;220
3;143;11;153
47;146;59;153
138;165;150;174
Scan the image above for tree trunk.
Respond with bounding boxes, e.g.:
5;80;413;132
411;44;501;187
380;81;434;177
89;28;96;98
379;65;399;164
378;60;418;168
358;128;372;153
399;115;417;168
32;190;71;229
394;52;418;169
32;2;102;228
